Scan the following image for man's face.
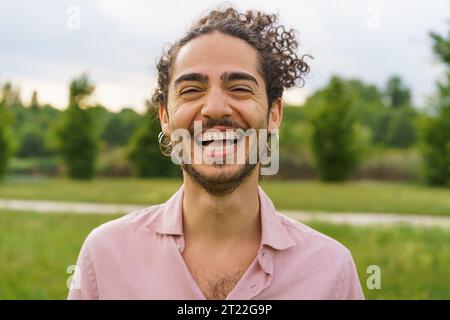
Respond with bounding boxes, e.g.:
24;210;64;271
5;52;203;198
160;32;282;194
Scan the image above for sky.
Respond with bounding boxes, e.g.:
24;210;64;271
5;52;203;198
1;0;449;113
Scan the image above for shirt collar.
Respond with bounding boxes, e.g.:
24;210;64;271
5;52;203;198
145;185;296;251
145;186;184;236
257;185;296;251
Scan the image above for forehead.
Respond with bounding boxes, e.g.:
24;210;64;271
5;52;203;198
171;32;262;83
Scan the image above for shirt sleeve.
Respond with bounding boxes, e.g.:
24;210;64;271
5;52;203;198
340;253;365;300
67;239;99;300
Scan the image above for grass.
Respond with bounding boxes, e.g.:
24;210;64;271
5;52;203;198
313;221;450;299
263;179;450;215
0;211;117;300
0;210;449;299
0;177;449;215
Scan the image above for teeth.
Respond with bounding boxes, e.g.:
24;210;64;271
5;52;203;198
200;131;240;142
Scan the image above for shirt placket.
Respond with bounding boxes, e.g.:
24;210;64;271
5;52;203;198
173;234;207;300
228;247;274;300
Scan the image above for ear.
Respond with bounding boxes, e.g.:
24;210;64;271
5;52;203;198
268;98;283;133
158;103;170;134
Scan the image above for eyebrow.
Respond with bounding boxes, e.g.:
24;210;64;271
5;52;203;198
221;72;259;87
174;73;209;89
173;71;259;90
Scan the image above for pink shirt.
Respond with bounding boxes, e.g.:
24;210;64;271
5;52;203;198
67;185;364;300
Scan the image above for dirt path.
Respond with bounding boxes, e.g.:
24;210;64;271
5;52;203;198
1;198;450;228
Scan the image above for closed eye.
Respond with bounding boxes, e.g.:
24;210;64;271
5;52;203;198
230;87;252;93
180;87;203;95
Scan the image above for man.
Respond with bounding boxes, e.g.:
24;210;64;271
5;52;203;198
68;7;364;300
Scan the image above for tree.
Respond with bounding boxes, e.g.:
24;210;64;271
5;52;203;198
305;76;418;148
0;123;11;179
30;91;39;111
419;28;450;186
381;76;418;148
102;108;143;147
0;83;17;179
385;107;417;148
16;124;47;158
128;101;178;177
15;92;46;157
343;79;388;145
57;75;99;180
385;75;411;109
310;76;361;181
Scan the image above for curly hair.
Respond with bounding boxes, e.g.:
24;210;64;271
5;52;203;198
151;7;311;109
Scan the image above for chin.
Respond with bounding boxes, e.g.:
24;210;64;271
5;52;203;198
182;162;257;196
192;163;246;181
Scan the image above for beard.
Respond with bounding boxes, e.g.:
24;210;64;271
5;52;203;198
178;116;267;197
181;161;257;197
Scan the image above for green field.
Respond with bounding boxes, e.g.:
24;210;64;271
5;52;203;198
1;210;449;299
0;177;449;215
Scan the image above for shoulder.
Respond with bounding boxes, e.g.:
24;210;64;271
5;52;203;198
276;211;353;262
81;204;163;253
275;214;364;299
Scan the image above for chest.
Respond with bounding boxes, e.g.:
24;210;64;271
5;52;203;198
181;244;259;300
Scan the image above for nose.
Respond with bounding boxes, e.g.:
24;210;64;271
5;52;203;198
201;87;232;120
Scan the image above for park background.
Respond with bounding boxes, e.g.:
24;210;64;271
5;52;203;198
0;0;449;299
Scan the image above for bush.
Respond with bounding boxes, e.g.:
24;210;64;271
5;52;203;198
16;125;48;158
419;108;450;186
7;157;62;176
127;112;178;178
0;87;15;179
420;28;450;186
310;76;361;181
58;105;98;180
384;107;418;148
57;75;99;180
355;148;422;181
97;147;132;177
0;126;12;179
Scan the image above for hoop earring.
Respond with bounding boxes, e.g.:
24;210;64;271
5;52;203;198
158;131;173;157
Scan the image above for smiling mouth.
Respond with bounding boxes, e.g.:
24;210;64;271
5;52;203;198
200;137;240;147
195;130;244;147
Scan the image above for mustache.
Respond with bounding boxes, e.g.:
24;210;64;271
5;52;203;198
188;118;249;136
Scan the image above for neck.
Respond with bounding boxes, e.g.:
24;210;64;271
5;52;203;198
182;167;261;245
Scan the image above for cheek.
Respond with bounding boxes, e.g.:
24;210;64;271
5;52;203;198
167;101;199;130
234;99;268;128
